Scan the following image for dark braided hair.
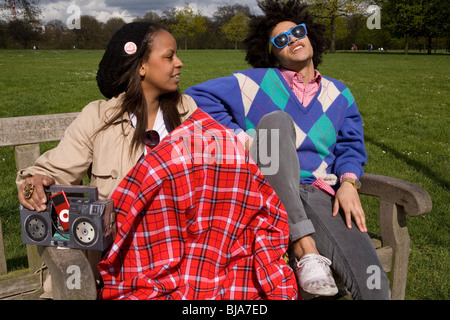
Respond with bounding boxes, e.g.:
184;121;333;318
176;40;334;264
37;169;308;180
244;0;326;69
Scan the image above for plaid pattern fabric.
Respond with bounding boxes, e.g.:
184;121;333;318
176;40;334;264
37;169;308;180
98;109;298;300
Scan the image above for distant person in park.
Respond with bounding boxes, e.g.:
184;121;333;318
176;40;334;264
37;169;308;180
16;22;298;300
185;0;391;299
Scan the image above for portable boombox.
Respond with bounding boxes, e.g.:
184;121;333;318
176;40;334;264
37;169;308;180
20;185;116;251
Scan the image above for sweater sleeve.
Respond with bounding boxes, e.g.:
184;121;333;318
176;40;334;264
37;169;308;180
184;74;247;134
333;98;367;179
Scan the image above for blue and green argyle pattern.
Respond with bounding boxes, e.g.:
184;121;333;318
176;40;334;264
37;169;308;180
185;67;366;186
232;68;361;185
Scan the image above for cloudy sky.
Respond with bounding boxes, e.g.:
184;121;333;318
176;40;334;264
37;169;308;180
35;0;263;23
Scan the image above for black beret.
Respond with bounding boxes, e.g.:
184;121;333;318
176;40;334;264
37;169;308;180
96;22;153;99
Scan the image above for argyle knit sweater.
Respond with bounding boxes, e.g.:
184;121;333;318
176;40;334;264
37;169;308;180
185;68;367;189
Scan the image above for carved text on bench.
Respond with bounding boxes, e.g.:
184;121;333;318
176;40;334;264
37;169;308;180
0;113;79;147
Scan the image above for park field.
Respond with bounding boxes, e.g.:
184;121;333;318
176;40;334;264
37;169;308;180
0;49;448;300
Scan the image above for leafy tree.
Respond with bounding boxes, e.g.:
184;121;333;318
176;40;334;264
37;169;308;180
1;0;41;48
8;18;41;48
221;13;250;50
134;11;162;24
329;15;350;49
72;15;104;49
0;20;8;47
213;4;251;25
43;19;67;49
170;3;206;50
161;7;178;27
104;17;126;41
356;14;392;52
421;0;449;54
0;0;41;21
306;0;365;52
382;0;423;55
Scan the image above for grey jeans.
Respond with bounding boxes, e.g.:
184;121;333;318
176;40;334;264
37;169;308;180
249;111;391;300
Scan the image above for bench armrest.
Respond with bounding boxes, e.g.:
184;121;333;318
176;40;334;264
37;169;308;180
37;246;97;300
358;173;432;300
359;173;432;217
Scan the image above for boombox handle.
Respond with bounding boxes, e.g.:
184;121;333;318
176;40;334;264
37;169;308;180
45;185;99;202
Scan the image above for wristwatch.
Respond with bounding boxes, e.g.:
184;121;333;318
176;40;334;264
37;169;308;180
342;178;361;190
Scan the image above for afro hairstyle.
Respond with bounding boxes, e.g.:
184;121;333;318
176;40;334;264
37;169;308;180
244;0;326;69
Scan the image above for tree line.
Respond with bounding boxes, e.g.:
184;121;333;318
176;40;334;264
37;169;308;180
0;1;448;54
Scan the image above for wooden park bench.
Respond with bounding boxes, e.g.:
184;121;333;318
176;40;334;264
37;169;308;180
0;112;432;300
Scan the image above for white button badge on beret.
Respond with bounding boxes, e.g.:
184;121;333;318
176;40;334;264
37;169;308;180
124;41;137;55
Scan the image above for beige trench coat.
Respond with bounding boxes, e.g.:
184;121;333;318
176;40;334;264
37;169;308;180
16;94;197;200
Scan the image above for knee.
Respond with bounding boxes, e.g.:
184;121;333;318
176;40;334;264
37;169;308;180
258;111;295;133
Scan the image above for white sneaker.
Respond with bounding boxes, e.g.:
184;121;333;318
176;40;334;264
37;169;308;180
295;253;338;296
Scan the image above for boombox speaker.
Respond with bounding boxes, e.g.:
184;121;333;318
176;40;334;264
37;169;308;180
21;185;116;251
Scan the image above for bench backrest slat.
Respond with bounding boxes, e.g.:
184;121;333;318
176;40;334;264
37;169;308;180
0;113;80;147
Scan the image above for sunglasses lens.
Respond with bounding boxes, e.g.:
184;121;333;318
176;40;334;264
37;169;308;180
292;25;306;39
271;24;307;49
274;34;289;48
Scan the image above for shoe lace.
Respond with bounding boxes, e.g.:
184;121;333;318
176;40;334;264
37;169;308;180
296;254;332;270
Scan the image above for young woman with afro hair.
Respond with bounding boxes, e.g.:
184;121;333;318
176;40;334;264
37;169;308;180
185;0;391;300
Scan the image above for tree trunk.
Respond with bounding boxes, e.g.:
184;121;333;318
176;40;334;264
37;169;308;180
330;15;336;53
427;35;432;55
404;33;409;55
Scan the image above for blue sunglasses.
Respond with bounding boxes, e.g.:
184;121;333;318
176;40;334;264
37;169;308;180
269;23;308;50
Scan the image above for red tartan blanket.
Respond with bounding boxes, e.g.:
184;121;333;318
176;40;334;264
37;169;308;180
97;109;298;300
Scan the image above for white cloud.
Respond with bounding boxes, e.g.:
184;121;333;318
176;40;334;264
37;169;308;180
39;0;134;23
33;0;262;23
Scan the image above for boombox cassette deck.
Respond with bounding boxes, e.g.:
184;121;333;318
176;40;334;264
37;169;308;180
20;185;116;251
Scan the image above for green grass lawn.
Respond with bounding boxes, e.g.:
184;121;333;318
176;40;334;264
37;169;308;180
0;49;448;300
